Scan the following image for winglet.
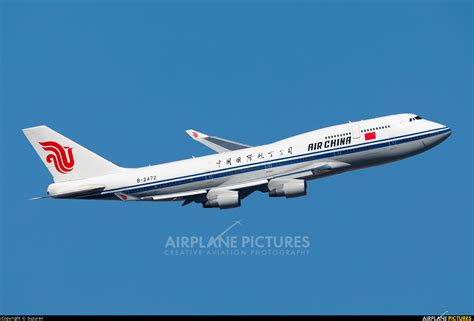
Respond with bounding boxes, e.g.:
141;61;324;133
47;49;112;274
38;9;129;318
186;129;208;140
185;129;251;153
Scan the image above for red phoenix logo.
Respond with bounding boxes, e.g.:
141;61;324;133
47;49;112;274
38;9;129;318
39;141;75;174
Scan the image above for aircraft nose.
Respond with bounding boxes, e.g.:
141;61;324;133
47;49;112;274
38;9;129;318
428;120;450;133
427;121;451;146
445;127;452;137
435;121;451;137
439;126;452;141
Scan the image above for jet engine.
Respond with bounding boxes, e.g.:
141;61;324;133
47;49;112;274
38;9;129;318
268;179;307;198
203;190;241;209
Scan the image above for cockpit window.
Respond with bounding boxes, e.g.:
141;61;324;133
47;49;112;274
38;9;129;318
409;115;423;122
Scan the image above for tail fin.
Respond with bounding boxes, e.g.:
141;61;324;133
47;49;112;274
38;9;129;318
22;125;123;182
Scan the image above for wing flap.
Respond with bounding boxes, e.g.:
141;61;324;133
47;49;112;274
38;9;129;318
214;179;269;191
311;160;351;171
141;189;208;202
50;185;106;198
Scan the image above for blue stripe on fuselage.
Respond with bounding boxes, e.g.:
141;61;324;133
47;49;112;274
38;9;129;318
81;127;450;199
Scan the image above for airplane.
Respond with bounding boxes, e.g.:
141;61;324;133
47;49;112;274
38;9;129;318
23;113;451;209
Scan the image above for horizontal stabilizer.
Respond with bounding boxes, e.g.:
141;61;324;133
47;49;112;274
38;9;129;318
185;129;251;153
29;195;53;200
49;184;106;198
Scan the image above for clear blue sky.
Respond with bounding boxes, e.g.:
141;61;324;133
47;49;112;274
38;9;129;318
1;0;472;315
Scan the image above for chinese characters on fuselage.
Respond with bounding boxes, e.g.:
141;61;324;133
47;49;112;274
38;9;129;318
216;147;293;168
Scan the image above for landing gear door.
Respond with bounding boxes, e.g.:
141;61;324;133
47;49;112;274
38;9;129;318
351;122;361;140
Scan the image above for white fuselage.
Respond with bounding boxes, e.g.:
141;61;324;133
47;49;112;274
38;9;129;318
47;113;451;202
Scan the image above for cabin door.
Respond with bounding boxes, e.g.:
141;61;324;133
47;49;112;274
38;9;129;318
351;123;361;140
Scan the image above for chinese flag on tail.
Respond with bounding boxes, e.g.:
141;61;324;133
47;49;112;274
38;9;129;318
364;131;376;141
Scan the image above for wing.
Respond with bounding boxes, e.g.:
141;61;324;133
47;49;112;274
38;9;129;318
185;129;251;153
115;161;351;205
125;179;269;206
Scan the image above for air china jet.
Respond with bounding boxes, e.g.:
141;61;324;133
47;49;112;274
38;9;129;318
23;114;450;209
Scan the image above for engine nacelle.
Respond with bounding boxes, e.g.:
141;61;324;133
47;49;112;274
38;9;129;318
203;190;241;209
268;179;307;198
